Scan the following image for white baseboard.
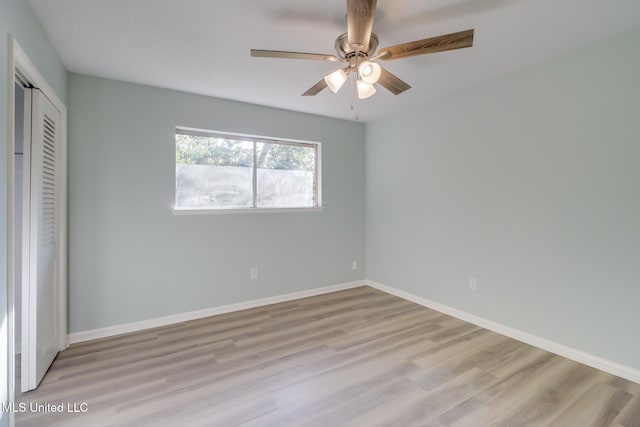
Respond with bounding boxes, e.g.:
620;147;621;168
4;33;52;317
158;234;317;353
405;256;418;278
68;278;639;385
366;280;640;385
69;280;366;344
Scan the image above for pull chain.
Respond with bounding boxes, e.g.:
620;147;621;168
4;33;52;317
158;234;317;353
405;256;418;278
350;62;358;120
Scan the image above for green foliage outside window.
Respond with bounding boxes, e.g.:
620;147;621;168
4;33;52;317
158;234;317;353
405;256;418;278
176;134;252;166
176;134;315;171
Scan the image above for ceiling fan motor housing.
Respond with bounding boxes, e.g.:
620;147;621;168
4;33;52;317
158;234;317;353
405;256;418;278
335;32;379;60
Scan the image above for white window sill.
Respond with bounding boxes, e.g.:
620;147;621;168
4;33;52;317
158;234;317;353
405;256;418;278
172;206;324;215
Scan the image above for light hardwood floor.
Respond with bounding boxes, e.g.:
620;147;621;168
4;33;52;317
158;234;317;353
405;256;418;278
16;286;640;427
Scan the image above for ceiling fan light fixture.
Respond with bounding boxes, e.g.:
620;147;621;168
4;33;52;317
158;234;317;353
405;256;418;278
251;0;475;102
357;80;376;99
324;69;348;93
358;61;381;84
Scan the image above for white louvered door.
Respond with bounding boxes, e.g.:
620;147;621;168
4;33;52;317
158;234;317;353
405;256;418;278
21;88;61;392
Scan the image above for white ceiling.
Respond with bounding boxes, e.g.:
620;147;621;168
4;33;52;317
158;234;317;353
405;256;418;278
28;0;640;122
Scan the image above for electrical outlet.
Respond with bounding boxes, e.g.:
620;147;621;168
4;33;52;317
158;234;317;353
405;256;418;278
250;268;258;280
468;277;478;291
352;261;358;270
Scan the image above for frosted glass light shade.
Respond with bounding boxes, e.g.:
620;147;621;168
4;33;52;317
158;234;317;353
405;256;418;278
358;61;381;84
324;69;347;93
357;80;376;99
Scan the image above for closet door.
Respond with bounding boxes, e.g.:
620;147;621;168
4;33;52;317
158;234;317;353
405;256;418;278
21;88;61;391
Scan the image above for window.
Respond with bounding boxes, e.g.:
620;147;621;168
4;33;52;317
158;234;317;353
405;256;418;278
175;128;321;212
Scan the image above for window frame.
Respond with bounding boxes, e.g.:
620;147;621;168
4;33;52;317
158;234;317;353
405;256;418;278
173;127;323;215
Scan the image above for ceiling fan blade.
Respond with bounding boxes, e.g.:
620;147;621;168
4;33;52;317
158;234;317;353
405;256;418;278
347;0;377;51
378;29;474;61
302;79;328;96
377;67;411;95
251;49;339;62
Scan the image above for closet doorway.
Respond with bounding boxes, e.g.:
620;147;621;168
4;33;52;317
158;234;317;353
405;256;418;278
9;38;68;401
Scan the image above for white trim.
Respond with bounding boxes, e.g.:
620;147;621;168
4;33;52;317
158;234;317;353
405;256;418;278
366;280;640;385
69;280;366;344
172;206;324;215
13;43;65;112
63;277;640;383
12;38;69;352
6;36;17;427
175;126;322;147
6;36;68;416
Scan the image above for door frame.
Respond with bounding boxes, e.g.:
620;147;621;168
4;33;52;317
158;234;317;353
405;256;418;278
6;35;68;411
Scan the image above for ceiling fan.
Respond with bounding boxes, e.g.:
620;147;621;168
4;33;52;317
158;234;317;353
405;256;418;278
251;0;474;99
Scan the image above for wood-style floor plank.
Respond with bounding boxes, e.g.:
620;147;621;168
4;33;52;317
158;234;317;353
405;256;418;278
16;286;640;427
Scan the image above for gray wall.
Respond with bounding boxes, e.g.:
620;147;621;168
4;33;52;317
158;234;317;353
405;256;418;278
366;27;640;371
0;1;67;424
68;73;366;333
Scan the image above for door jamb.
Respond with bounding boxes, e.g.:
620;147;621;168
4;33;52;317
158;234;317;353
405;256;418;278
6;35;68;419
